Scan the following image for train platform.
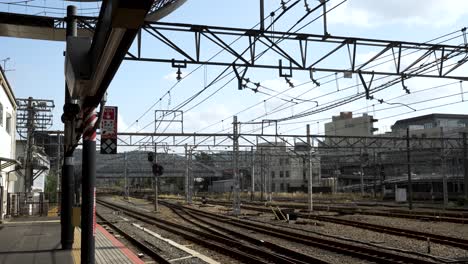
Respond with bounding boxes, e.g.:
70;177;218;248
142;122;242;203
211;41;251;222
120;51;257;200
0;216;144;264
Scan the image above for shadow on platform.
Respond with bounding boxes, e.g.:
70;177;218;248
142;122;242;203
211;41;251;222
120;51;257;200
0;217;72;264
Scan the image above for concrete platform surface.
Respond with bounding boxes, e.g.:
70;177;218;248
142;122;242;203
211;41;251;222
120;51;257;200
0;217;72;264
0;216;144;264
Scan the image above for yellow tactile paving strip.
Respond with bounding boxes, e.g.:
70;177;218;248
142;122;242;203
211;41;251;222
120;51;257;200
72;227;81;264
71;225;143;264
48;206;59;217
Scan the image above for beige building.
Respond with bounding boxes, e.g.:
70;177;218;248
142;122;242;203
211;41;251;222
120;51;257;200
325;112;377;136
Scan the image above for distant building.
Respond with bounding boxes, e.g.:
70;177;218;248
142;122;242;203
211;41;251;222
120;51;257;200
391;113;468;131
0;66;19;218
325;112;377;136
16;140;50;192
256;142;320;194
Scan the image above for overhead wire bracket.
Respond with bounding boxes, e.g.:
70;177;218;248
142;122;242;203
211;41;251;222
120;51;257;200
233;66;248;90
279;59;293;77
309;68;320;86
358;71;375;100
171;59;187;81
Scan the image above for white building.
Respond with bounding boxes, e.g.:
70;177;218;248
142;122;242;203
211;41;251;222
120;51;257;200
256;142;320;193
0;67;18;219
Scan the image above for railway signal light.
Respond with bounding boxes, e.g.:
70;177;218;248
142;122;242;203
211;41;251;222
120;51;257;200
152;163;164;177
147;152;154;162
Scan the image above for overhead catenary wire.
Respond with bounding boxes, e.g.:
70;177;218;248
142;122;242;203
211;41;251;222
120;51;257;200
134;0;341;142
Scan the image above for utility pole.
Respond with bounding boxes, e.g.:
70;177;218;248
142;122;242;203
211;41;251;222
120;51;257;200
260;148;264;201
251;146;255;201
154;143;158;212
441;127;448;207
184;144;189;204
124;152;128;200
16;97;54;192
233;116;240;215
25;97;34;192
373;152;377;198
266;154;271;202
360;149;365;196
307;124;313;212
406;128;413;210
463;132;468;200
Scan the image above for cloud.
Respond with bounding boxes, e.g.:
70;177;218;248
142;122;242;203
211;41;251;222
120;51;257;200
117;113;129;132
327;0;468;28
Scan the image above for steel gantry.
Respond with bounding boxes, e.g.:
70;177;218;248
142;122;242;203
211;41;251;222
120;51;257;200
127;21;468;83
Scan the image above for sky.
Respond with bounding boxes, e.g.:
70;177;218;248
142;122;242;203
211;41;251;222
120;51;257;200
2;0;468;149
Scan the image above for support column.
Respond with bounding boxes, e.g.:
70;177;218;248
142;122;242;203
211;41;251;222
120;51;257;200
56;134;61;207
250;146;255;201
406;127;413;210
260;148;264;201
441;127;448;207
307;124;313;211
154;143;158;212
124;152;128;199
188;149;193;204
373;152;377;198
185;144;189;204
60;156;74;249
81;107;97;264
233;116;240;215
463;133;468;200
60;4;77;251
406;128;413;210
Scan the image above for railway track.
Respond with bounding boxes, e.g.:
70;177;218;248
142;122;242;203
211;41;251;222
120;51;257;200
210;201;468;251
97;199;330;264
95;212;172;264
204;199;468;224
159;200;439;264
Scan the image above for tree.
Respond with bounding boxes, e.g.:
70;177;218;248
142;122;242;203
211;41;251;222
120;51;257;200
44;171;58;203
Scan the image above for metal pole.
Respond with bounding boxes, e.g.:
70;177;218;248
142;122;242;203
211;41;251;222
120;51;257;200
406;128;413;210
81;107;97;264
233;116;240;215
441;127;448;207
61;156;74;249
260;0;265;30
60;5;76;251
307;124;313;211
360;149;365;196
251;146;255;201
154;143;158;212
56;134;61;205
260;148;264;201
463;132;468;200
124;152;128;199
266;155;271;201
188;149;193;204
185;144;189;203
373;152;377;198
25;97;34;192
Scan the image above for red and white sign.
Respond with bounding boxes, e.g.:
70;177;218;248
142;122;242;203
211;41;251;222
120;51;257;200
101;106;118;139
101;106;118;154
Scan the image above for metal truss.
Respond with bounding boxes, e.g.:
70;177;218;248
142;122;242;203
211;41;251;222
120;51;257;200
45;130;466;151
126;21;468;85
